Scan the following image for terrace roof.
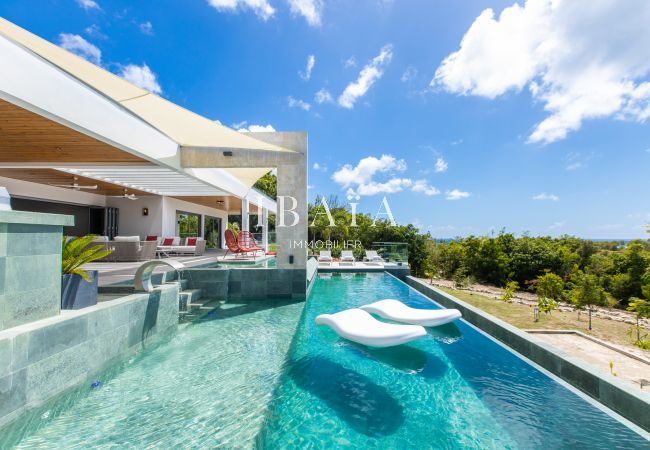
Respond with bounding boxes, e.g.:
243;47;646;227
0;17;291;194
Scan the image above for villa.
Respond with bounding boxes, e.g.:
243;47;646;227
0;17;649;450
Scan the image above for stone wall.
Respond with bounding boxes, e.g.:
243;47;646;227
184;267;307;300
0;210;74;331
0;283;179;428
405;276;650;432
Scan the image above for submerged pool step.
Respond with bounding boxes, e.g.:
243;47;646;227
178;288;203;312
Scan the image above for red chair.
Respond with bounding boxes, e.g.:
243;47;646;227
237;231;264;255
224;229;249;258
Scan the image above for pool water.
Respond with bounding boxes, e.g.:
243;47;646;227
2;273;648;448
257;273;649;448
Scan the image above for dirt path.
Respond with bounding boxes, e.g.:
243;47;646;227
423;277;650;328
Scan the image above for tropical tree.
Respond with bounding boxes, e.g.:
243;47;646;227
501;280;519;303
535;272;564;314
627;297;650;343
570;272;609;331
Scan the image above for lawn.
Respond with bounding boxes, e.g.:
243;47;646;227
437;286;649;352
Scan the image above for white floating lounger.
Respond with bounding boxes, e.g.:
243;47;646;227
360;299;462;327
315;309;426;348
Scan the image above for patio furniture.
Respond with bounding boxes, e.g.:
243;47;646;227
340;250;355;266
237;231;264;255
157;237;179;258
360;300;462;327
224;229;251;258
170;237;207;256
364;250;384;265
110;240;157;262
315;308;426;347
317;250;333;265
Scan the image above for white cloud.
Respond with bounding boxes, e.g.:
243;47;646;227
312;162;327;172
434;157;448;173
238;123;276;132
411;180;440;196
139;21;154;35
563;152;593;170
299;54;316;80
76;0;100;10
446;189;470;200
58;33;101;65
432;0;650;144
119;64;162;94
401;66;418;82
207;0;275;20
332;154;406;187
84;24;106;39
287;0;323;27
314;88;333;104
333;154;445;199
287;96;311;111
347;178;413;198
549;221;565;230
532;192;559;201
343;56;357;68
338;44;393;109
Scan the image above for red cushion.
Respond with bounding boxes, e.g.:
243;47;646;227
187;237;197;246
145;235;158;241
162;238;174;246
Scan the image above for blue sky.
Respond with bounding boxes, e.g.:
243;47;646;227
2;0;650;239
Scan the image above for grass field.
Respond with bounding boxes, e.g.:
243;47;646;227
437;286;649;352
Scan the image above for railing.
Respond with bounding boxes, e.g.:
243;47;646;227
370;242;409;263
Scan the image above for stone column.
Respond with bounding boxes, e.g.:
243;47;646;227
261;207;269;251
241;198;249;232
0;210;74;330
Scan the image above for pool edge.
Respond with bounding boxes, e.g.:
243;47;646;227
404;275;650;433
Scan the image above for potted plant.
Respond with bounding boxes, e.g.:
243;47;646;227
61;235;113;310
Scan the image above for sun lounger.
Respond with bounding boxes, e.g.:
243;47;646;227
360;299;462;327
317;250;333;265
340;250;355;266
315;308;426;347
364;250;384;264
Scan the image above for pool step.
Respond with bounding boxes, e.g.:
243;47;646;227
178;288;203;312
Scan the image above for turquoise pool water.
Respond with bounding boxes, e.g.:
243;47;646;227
2;273;648;448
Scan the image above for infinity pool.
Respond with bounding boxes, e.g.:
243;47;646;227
2;273;648;448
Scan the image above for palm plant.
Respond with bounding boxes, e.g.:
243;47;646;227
62;235;113;282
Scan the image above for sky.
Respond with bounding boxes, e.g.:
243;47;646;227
2;0;650;239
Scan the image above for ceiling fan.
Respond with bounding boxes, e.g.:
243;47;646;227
49;176;97;191
109;189;139;201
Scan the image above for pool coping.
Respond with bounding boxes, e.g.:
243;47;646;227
404;276;650;433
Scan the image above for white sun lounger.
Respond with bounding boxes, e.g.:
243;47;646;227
340;250;355;266
364;250;384;264
317;250;332;265
360;299;462;327
315;309;426;347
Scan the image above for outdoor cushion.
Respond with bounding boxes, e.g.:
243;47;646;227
186;237;197;246
114;236;140;242
315;309;426;347
360;300;462;327
162;238;174;246
145;235;158;241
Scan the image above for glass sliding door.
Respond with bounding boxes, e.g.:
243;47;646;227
204;216;222;249
176;211;201;238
